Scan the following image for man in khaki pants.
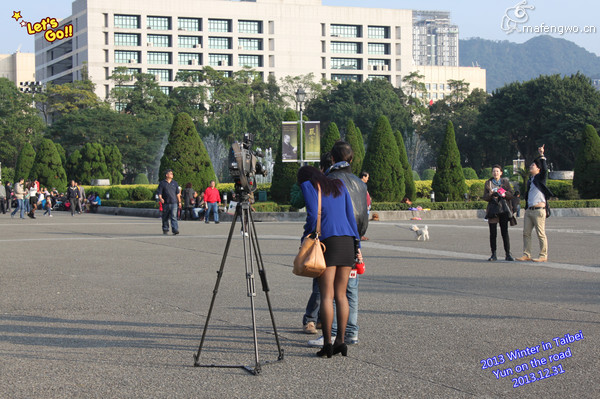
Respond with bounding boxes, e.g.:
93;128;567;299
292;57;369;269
517;145;554;262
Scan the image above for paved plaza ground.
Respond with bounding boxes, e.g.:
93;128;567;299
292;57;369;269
0;212;599;398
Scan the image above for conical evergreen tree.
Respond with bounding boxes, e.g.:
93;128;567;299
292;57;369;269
29;139;68;192
394;130;416;201
79;143;109;185
66;149;82;182
362;115;404;202
104;144;124;185
573;124;600;199
321;122;341;156
271;109;300;203
346;120;365;175
159;112;215;190
432;121;468;201
14;142;36;181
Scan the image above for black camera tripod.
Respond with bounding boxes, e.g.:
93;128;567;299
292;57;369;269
193;198;284;375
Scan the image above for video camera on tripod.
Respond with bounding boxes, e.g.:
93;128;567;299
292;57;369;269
228;133;267;198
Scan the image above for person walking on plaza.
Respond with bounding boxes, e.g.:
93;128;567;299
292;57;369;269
483;165;515;261
517;145;553;263
11;178;26;219
182;183;197;221
5;181;12;212
66;180;80;216
204;180;221;224
157;169;181;235
298;165;362;358
77;182;85;215
0;180;6;214
27;181;39;219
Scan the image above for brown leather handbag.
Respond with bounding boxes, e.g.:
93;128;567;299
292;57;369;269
293;184;327;278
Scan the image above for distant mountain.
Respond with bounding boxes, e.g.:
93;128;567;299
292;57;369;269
459;35;600;91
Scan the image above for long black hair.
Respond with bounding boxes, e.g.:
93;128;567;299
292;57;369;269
297;165;343;198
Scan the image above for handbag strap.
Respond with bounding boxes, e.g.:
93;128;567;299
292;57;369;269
316;184;322;236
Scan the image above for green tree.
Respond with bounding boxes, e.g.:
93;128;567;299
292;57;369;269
55;143;67;169
104;144;124;185
159;112;215;190
432;121;468;201
14;143;36;181
394;130;416;201
573;124;600;199
321;122;341;155
0;78;44;167
363;116;404;202
66;149;82;182
345;120;365;175
29;139;68;192
462;167;479;180
421;169;435;180
79;143;109;184
133;173;150;185
270;109;300;203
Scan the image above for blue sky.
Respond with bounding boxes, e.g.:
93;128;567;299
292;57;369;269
4;0;600;55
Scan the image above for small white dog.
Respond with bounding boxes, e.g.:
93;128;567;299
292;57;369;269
410;225;430;241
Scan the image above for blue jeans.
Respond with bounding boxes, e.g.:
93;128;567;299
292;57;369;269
303;272;359;338
11;199;25;218
192;207;205;220
205;202;219;222
303;278;321;325
162;203;179;232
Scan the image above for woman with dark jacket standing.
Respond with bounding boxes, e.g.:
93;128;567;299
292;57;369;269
298;166;362;358
483;165;515;261
182;183;197;220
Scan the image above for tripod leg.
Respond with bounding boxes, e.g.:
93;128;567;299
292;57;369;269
194;203;240;366
241;203;261;372
248;208;284;361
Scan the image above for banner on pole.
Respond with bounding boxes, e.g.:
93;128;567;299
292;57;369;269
304;122;321;162
281;122;298;162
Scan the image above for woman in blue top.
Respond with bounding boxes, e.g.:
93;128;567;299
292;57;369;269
298;166;362;358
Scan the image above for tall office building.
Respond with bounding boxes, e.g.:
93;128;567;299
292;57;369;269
412;11;459;67
0;51;36;86
35;0;484;101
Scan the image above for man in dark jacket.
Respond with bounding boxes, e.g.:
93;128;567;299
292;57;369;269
517;145;554;263
66;180;80;216
307;141;368;347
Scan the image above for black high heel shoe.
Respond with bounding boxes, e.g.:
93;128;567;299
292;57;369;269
316;343;333;358
332;342;348;356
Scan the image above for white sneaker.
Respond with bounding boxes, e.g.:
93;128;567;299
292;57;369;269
49;215;53;217
307;335;335;347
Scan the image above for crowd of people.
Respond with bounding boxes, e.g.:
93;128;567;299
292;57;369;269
0;178;101;219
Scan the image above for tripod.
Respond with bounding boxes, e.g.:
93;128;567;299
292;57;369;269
193;198;284;375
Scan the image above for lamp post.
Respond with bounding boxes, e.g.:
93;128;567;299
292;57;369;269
295;86;306;165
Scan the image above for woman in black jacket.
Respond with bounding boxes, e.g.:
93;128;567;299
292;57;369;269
483;165;514;261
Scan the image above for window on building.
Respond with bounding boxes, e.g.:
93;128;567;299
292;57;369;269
239;38;262;51
432;83;437;91
178;36;201;48
114;14;140;29
147;68;171;82
209;54;232;66
159;87;171;95
178;53;201;65
147;16;170;30
114;50;140;63
209;37;232;50
368;26;390;39
147;34;171;47
178;17;201;31
208;19;231;32
439;83;445;91
331;74;361;82
147;51;172;64
330;42;361;54
367;75;390;82
330;24;361;38
368;43;389;55
239;55;262;68
331;58;361;70
239;20;262;34
426;83;431;90
114;33;140;46
368;59;390;71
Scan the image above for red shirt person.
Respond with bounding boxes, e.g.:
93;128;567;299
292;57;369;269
203;180;221;224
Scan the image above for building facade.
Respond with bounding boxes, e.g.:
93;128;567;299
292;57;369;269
35;0;485;101
0;52;36;86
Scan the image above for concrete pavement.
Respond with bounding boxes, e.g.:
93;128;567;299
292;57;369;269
0;212;598;398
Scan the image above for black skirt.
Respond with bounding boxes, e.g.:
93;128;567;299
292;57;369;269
321;236;355;267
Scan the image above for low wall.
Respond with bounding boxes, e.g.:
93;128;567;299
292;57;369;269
96;206;600;221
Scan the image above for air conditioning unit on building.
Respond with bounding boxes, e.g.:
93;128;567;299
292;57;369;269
383;65;389;71
190;59;197;65
147;42;153;46
218;61;225;66
194;43;202;48
128;59;136;63
147;26;152;29
367;65;373;71
238;46;243;50
373;65;379;71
